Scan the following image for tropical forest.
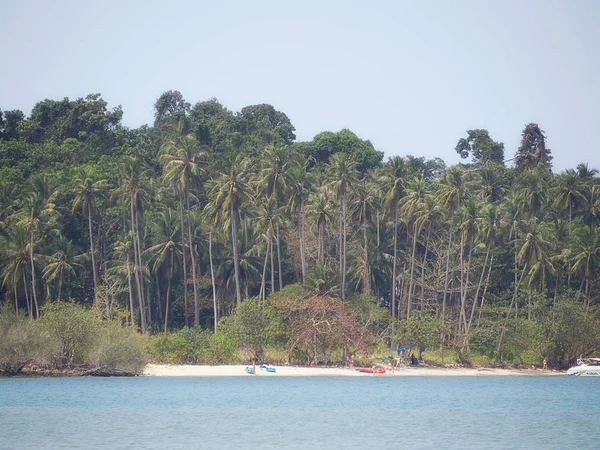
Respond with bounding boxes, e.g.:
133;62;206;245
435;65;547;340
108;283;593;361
1;91;599;375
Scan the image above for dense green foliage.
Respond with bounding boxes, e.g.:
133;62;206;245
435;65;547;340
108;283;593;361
1;92;599;369
0;303;146;375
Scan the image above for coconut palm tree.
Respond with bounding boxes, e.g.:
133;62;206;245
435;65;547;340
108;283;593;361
259;145;292;290
326;153;358;300
17;174;59;318
206;157;252;304
145;208;181;332
287;162;315;284
306;191;335;266
72;167;106;301
351;177;379;295
552;169;585;235
160;122;207;326
42;235;86;302
382;156;407;317
571;225;600;309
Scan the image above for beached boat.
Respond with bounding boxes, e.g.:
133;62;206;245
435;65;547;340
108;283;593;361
566;358;600;376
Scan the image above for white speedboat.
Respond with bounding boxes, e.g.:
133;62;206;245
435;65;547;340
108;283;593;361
567;358;600;376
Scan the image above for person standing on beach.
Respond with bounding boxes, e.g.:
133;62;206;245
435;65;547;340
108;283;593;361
542;358;547;370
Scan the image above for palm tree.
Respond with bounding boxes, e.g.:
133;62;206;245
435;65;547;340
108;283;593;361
207;157;252;304
42;236;86;302
1;225;31;316
436;167;465;324
552;169;585;235
259;145;292;290
254;197;282;299
287;162;314;284
571;225;600;309
306;191;334;266
145;208;181;332
112;235;136;326
401;176;428;317
17;174;59;318
581;185;600;227
352;177;378;295
72;167;106;301
382;156;406;317
115;156;149;333
515;168;548;219
160;122;207;326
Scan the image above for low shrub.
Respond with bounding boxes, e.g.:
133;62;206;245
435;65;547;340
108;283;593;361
86;322;147;374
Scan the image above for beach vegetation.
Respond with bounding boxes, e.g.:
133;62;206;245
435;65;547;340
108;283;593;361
1;93;600;370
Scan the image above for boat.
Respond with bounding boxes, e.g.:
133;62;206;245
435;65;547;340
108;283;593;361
259;364;276;373
566;358;600;376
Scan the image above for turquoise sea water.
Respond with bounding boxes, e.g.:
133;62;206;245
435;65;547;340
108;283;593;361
1;376;599;449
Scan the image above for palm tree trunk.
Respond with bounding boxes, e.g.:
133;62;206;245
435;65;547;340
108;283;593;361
420;224;431;313
22;272;31;319
29;234;39;319
440;215;454;364
186;192;200;326
130;194;146;334
14;286;18;316
319;220;325;265
391;210;398;317
260;237;270;300
164;277;171;333
465;248;489;344
407;222;418;318
87;207;98;300
276;223;283;291
231;202;242;305
342;192;347;300
300;200;306;284
478;253;494;325
209;233;218;332
363;203;370;295
269;229;275;295
178;196;189;326
126;253;135;326
496;264;528;363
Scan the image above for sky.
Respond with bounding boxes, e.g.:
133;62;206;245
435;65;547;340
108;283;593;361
1;0;599;171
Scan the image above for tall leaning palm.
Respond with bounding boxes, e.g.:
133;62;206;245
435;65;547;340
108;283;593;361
382;156;406;317
72;167;106;301
207;157;251;305
160;122;207;325
18;174;59;318
571;225;600;309
259;145;291;290
287;163;314;284
327;153;358;300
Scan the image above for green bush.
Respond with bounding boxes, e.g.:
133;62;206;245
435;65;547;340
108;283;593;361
0;307;49;375
146;327;235;364
86;322;147;374
37;302;101;368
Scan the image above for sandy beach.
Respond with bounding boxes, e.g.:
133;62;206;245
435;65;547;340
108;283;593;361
143;364;563;377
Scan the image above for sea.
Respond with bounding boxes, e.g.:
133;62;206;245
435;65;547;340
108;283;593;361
1;376;598;449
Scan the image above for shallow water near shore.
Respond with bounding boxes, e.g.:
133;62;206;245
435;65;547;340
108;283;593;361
1;376;598;449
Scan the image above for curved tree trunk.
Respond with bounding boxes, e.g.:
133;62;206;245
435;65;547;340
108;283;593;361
407;222;418;318
130;194;146;334
209;233;218;332
440;215;454;363
186;192;200;326
178;196;189;326
299;200;306;284
29;234;39;319
164;277;171;333
126;253;134;326
231;202;242;305
391;210;398;318
87;207;98;299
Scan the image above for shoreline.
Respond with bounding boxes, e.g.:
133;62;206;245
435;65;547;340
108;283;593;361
143;364;564;377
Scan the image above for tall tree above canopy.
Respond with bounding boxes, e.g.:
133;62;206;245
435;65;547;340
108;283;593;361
0;109;25;141
154;90;190;128
21;94;122;145
239;104;296;145
455;129;505;166
512;123;552;172
300;129;383;173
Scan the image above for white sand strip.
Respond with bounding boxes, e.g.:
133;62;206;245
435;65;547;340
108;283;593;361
143;364;563;377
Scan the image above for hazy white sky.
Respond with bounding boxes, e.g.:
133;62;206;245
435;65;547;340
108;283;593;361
1;0;599;171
